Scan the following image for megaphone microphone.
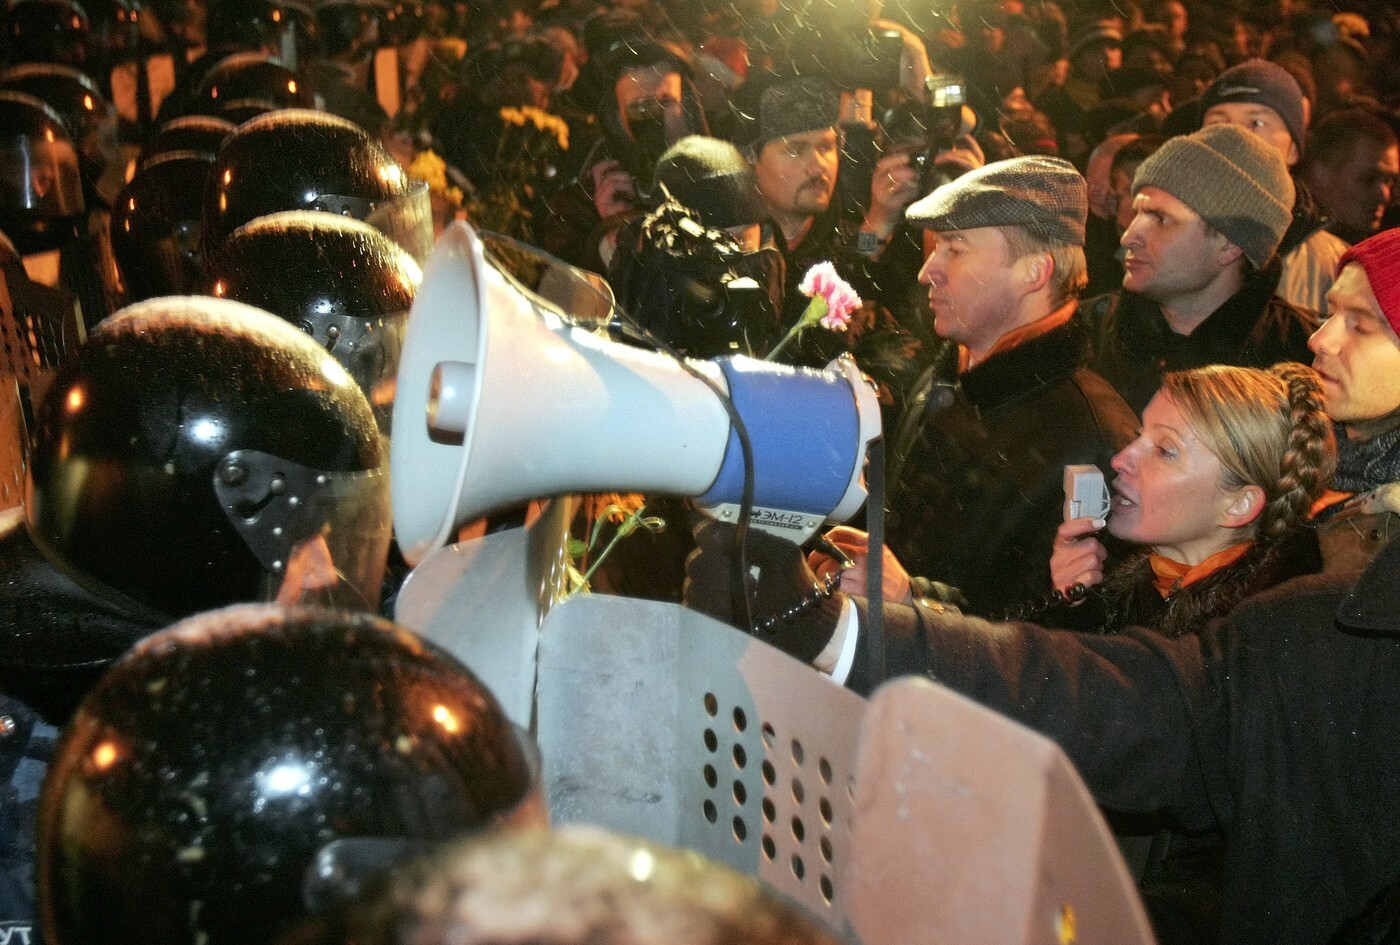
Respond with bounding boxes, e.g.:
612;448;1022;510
391;221;880;566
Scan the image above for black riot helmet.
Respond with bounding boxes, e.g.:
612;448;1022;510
110;150;215;299
202;108;433;262
0;63;117;181
138;113;237;163
38;603;547;945
204;0;296;52
25;296;391;621
205;210;419;432
83;0;140;66
377;0;427;46
190;51;315;117
3;0;91;68
0;91;85;255
315;0;379;59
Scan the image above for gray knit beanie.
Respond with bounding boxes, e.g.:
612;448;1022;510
729;75;839;152
652;135;765;229
1131;124;1295;269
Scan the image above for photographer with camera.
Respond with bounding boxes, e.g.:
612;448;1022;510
537;34;706;274
723;73;914;370
609;135;780;359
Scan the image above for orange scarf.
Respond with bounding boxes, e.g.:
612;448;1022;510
1310;489;1353;518
1148;541;1255;598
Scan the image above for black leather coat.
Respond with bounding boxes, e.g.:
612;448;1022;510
884;314;1139;617
1081;263;1318;415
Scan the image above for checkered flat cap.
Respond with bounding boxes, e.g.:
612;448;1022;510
905;155;1087;245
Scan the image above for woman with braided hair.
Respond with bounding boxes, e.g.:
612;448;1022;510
1045;361;1336;945
1048;361;1336;639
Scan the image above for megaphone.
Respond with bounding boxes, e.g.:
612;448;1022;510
391;221;881;566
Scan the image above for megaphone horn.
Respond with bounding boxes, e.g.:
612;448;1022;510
390;221;880;566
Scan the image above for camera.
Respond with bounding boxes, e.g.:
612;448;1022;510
879;71;967;191
620;97;673;198
925;71;966;150
612;203;780;359
790;21;905;91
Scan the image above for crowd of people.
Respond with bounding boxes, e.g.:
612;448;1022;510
3;0;1400;942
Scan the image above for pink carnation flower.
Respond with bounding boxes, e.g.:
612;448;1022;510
799;262;860;331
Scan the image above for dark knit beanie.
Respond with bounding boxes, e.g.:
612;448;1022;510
906;155;1087;246
1338;228;1400;337
1132;124;1294;269
1200;59;1307;158
730;75;839;151
652;135;765;229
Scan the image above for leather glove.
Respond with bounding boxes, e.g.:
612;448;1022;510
683;519;844;665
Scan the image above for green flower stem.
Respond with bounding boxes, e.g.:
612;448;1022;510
766;295;827;360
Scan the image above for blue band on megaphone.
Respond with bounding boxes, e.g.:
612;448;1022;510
697;357;861;514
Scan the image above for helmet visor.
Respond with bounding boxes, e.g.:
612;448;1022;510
214;449;391;611
0;134;84;218
479;230;616;328
310;310;408;435
312;179;434;264
364;179;434;264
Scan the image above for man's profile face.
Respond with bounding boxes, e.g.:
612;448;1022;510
752;127;840;221
917;225;1023;356
1309;262;1400;427
1119;186;1229;302
1202;101;1299;166
1308;138;1399;239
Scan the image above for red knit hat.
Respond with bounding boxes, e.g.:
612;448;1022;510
1337;228;1400;336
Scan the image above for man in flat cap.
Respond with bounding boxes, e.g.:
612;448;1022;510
877;155;1138;617
1084;123;1319;413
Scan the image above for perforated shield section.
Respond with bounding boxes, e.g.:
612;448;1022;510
537;595;865;932
0;270;82;383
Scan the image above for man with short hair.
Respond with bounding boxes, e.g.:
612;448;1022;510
1197;57;1350;313
1084;123;1318;413
1308;228;1400;572
882;155;1138;617
1302;107;1399;246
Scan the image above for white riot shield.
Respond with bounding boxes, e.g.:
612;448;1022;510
393;499;574;729
536;594;866;936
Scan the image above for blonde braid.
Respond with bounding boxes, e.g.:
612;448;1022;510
1258;362;1336;541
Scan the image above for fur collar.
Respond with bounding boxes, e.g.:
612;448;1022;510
958;314;1090;414
1099;529;1321;638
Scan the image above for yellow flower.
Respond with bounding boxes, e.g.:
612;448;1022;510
407;149;462;208
499;106;527;126
407;149;449;191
